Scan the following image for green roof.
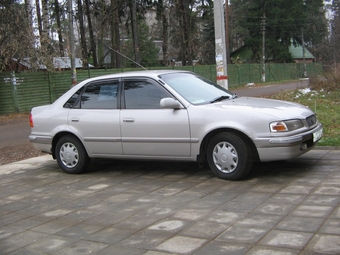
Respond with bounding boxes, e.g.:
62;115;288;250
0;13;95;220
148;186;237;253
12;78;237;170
289;44;314;59
231;43;315;63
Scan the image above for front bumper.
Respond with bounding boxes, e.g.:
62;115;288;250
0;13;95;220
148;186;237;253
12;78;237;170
254;123;323;162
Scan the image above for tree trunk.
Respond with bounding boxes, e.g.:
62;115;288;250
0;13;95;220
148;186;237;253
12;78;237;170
111;0;121;68
77;0;88;67
55;0;64;56
41;0;54;70
158;0;168;66
24;0;30;19
162;13;168;66
130;0;141;65
184;1;192;65
42;0;49;38
85;0;98;67
35;0;43;45
98;0;105;67
176;0;192;66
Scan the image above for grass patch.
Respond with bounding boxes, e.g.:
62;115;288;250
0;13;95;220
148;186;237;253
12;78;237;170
267;75;340;146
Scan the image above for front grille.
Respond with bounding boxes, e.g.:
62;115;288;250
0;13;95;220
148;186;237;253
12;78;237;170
306;115;317;127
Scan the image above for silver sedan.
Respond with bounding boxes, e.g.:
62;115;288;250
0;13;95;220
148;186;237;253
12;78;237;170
29;70;323;180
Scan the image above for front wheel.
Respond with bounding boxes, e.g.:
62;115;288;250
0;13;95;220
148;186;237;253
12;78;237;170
207;132;253;180
55;135;91;174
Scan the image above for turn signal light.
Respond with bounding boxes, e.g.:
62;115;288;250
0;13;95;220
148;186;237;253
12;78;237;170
270;122;287;132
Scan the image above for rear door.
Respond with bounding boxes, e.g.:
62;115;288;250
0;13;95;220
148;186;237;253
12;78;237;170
120;78;191;157
67;79;122;156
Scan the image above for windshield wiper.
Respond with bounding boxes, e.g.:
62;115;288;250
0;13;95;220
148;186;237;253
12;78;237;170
210;95;231;103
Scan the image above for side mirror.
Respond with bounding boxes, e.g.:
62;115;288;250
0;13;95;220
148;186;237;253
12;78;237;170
160;98;182;109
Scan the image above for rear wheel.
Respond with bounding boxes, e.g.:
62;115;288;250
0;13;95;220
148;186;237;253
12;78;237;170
207;132;253;180
55;135;90;174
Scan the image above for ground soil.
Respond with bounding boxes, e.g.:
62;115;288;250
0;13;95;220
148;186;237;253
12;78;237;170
0;114;45;165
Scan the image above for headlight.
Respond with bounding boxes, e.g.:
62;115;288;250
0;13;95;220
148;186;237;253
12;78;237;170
270;120;304;132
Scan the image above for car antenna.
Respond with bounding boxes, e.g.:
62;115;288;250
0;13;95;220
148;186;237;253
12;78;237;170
109;47;148;71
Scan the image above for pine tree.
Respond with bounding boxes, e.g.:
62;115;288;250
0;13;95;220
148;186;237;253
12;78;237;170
230;0;327;63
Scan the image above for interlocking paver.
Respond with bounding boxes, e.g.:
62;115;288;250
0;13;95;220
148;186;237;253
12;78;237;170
193;240;250;255
0;149;339;254
306;234;340;254
217;226;268;244
275;216;325;232
259;230;314;249
246;246;300;255
318;219;340;235
156;236;207;254
53;240;109;255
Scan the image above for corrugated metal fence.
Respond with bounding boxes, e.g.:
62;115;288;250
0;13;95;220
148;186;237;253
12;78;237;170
0;63;322;115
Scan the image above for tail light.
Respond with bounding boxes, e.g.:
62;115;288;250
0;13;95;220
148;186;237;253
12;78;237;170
30;113;34;127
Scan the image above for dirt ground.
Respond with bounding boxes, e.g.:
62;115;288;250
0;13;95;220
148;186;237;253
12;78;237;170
0;114;45;165
0;143;45;165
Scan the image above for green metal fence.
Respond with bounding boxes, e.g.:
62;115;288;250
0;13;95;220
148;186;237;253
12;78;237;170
0;63;323;115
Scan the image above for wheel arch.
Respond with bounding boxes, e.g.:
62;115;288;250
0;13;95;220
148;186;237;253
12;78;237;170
51;132;87;159
198;128;259;164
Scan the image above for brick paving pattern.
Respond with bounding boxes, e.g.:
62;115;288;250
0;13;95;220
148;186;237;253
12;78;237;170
0;148;339;254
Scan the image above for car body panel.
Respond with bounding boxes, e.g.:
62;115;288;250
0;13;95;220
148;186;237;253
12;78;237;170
67;108;122;156
120;108;191;157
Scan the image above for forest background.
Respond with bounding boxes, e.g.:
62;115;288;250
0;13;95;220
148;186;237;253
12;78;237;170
1;0;340;72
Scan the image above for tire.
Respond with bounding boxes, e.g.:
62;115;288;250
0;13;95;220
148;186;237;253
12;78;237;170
207;132;253;180
55;135;91;174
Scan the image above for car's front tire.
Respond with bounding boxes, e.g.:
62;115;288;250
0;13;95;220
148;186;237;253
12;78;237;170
55;135;90;174
207;132;253;180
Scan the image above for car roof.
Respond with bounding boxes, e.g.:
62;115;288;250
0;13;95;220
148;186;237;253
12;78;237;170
57;69;193;105
85;69;191;82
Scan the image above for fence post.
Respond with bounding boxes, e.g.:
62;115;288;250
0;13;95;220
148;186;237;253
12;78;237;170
48;72;53;103
11;71;19;113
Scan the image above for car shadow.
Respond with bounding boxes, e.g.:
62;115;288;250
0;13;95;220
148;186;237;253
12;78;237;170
84;158;212;178
81;157;316;181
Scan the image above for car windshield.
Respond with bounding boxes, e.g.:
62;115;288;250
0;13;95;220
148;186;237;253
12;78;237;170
160;72;234;105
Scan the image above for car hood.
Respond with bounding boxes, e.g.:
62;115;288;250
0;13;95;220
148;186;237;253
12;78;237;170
212;97;313;119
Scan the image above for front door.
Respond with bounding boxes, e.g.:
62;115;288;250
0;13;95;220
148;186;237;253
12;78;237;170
120;78;191;157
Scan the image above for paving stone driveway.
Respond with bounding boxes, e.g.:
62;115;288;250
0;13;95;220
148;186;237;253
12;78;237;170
0;148;339;255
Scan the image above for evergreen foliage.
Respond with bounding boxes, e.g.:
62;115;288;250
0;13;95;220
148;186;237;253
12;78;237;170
230;0;327;63
122;20;160;67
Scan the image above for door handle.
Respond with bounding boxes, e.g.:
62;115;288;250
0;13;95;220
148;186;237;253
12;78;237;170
123;118;135;123
71;118;79;122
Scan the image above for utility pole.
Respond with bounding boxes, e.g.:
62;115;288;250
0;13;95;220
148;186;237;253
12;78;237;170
225;1;230;64
261;13;266;83
69;0;77;86
214;0;228;89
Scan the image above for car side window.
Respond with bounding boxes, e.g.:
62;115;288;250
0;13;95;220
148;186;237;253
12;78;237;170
64;88;83;108
123;80;170;109
79;81;119;109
